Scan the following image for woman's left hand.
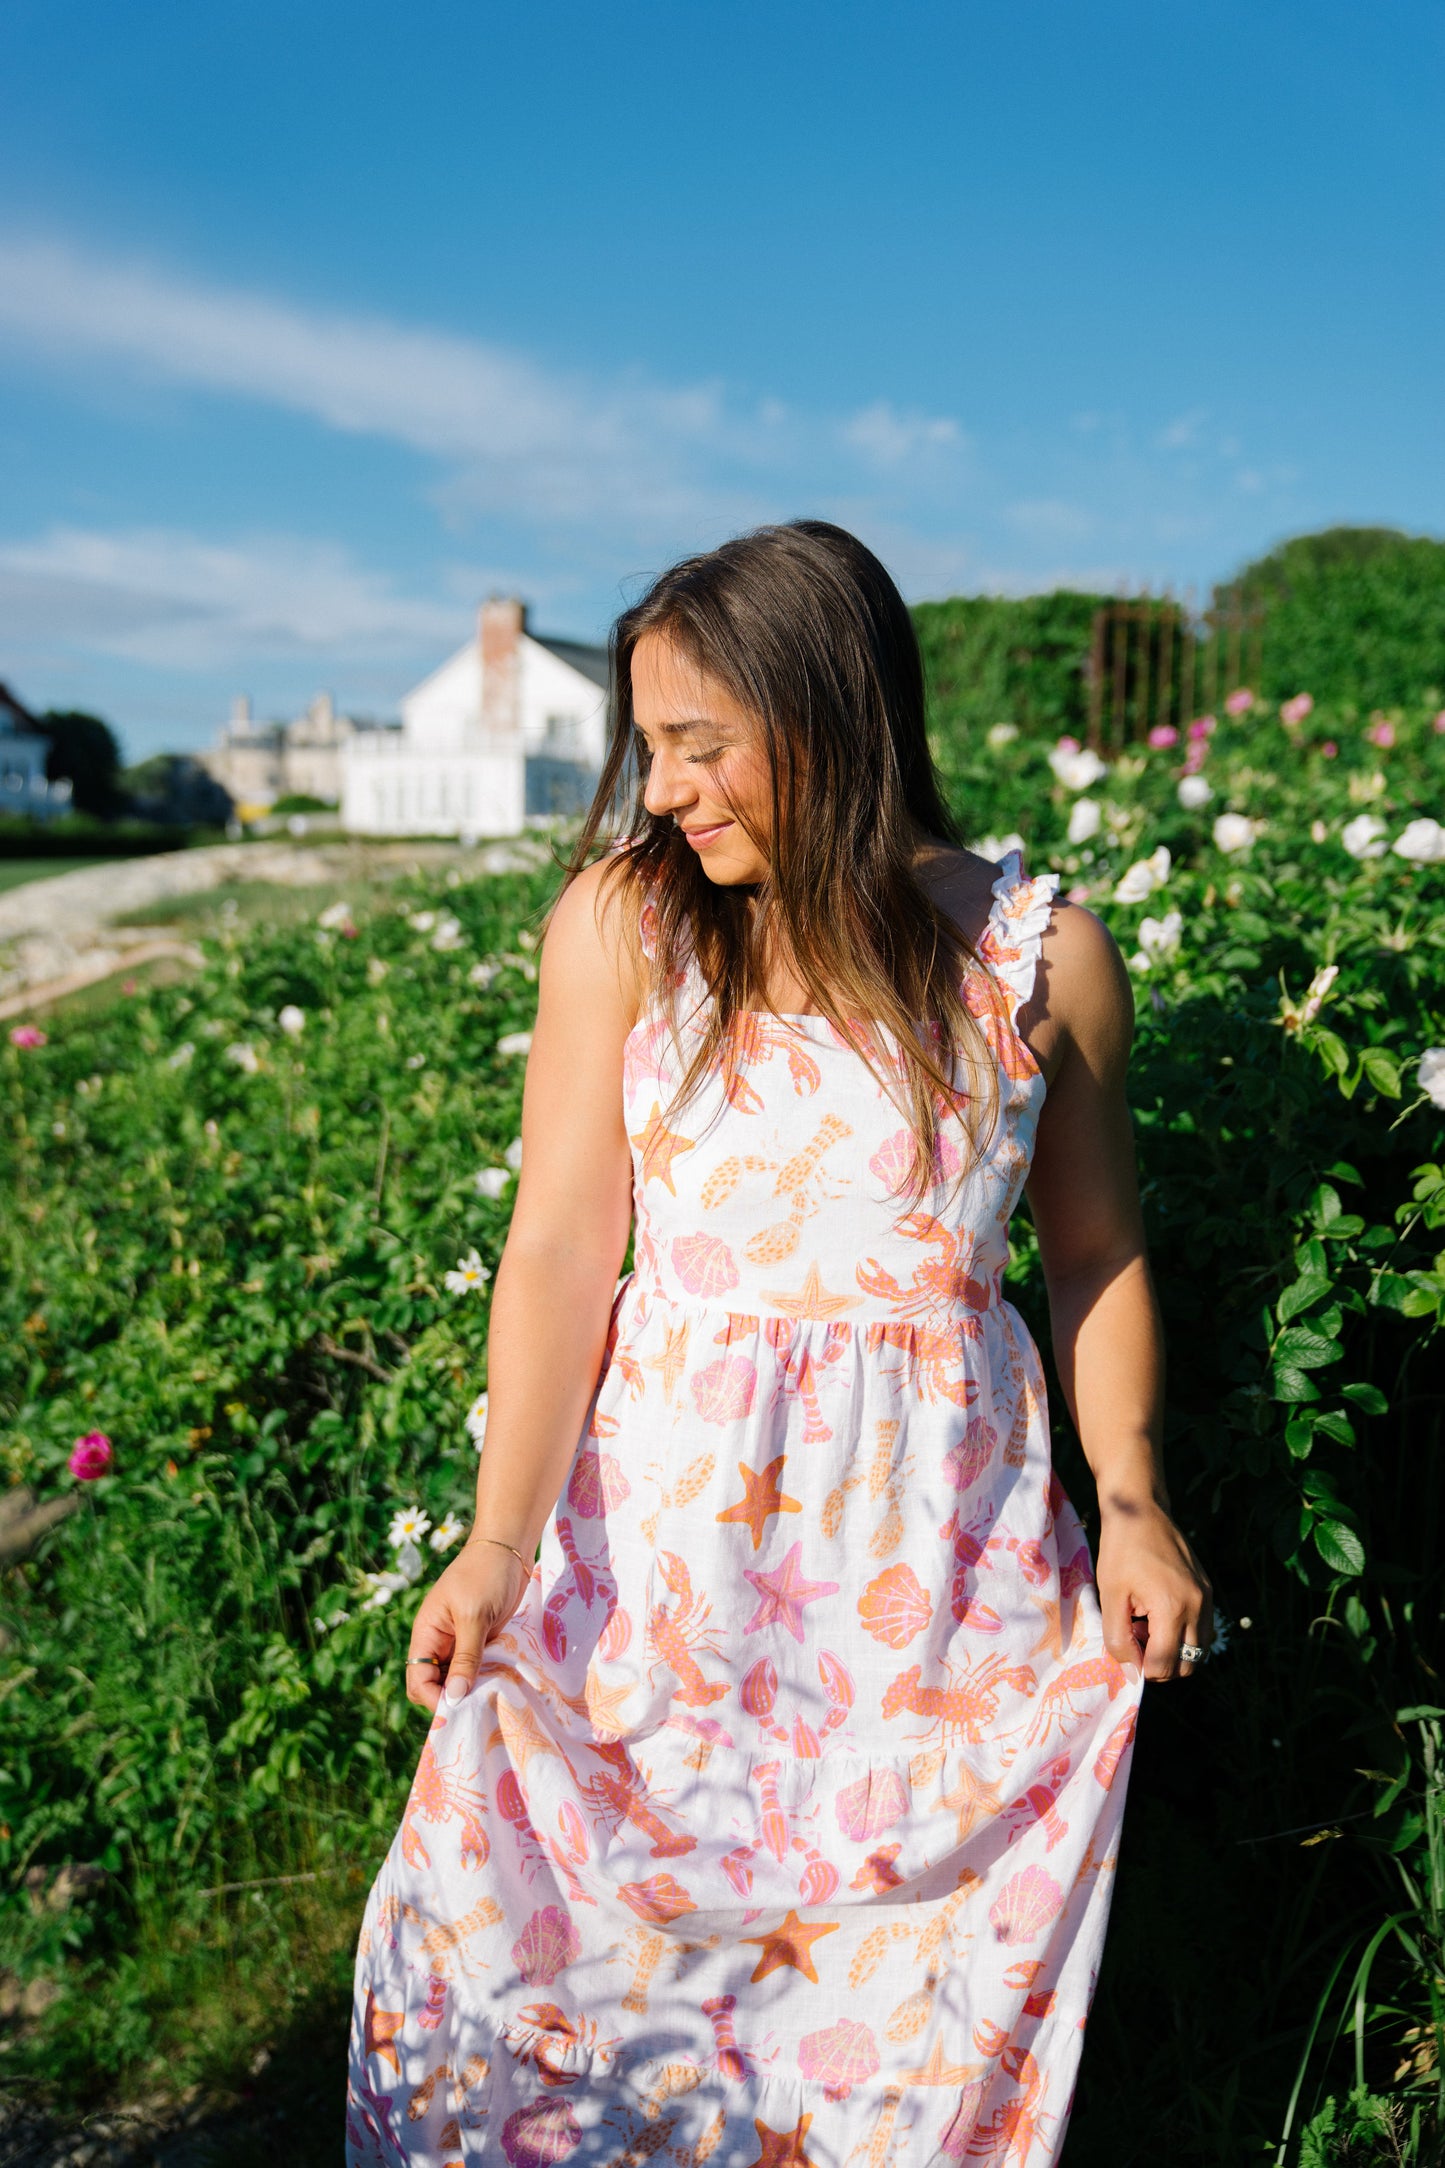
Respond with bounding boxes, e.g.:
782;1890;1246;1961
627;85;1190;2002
1095;1501;1213;1682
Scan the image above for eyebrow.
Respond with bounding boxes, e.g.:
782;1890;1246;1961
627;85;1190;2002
633;717;722;739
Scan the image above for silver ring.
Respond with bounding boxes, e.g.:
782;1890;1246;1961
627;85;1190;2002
1179;1642;1205;1664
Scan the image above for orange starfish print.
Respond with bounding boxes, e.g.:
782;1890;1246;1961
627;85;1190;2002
628;1100;695;1192
741;1906;838;1984
747;2111;814;2167
716;1454;802;1550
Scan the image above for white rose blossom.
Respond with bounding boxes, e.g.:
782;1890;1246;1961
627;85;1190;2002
1393;818;1445;864
277;1004;306;1036
1129;911;1183;974
975;833;1026;865
1341;814;1388;860
475;1166;512;1199
1177;774;1214;810
1113;846;1171;905
1419;1049;1445;1111
1048;743;1108;792
1067;798;1102;845
496;1030;534;1058
1212;813;1260;854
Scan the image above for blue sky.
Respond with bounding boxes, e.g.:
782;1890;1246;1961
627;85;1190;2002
1;0;1439;761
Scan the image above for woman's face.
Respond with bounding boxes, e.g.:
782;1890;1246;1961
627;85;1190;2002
631;630;775;886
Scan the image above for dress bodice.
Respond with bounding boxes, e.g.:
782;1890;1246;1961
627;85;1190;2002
620;849;1059;1330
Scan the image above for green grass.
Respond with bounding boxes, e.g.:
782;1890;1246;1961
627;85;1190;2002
0;857;115;895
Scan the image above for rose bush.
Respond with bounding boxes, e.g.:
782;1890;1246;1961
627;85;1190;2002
1;685;1442;2157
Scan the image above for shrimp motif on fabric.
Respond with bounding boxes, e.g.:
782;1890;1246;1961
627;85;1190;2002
347;848;1146;2168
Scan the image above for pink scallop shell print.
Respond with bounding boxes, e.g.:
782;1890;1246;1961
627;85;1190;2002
797;2016;881;2101
566;1449;631;1517
670;1230;740;1298
690;1353;757;1424
512;1903;581;1985
501;2100;582;2167
988;1863;1064;1946
835;1767;910;1841
943;1416;998;1494
857;1563;933;1649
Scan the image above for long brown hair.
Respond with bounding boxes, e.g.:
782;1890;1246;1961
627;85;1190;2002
551;519;1000;1211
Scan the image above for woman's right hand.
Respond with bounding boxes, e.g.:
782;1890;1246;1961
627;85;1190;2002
404;1537;532;1717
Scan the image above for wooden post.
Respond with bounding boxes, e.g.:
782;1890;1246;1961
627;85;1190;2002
1226;587;1243;698
1111;588;1130;755
1087;606;1107;751
1180;585;1197;726
1156;590;1175;738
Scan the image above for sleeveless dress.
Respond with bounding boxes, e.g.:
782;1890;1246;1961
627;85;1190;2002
346;848;1145;2168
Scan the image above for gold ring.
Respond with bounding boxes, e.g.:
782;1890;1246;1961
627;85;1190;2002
405;1655;443;1668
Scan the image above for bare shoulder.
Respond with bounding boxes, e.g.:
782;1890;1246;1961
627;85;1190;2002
1025;897;1135;1084
537;852;648;1035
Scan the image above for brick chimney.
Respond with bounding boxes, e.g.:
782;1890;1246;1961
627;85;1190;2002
479;596;527;738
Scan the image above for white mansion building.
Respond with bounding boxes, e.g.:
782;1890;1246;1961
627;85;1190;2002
339;598;611;837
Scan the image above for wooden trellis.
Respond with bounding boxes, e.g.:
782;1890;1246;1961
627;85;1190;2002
1085;586;1267;751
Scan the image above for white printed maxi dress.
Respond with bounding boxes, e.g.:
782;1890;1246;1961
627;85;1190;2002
347;848;1145;2167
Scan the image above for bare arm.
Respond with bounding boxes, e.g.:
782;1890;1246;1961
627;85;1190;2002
406;857;640;1713
1023;902;1212;1683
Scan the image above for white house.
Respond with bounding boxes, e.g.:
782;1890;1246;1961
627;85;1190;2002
0;684;72;819
339;598;611;838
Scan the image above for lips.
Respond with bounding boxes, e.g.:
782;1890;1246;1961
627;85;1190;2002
682;819;732;844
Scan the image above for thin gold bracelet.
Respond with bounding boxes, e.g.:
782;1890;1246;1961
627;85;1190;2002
474;1534;532;1583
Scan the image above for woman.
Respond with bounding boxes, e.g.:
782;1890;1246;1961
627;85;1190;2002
347;521;1211;2166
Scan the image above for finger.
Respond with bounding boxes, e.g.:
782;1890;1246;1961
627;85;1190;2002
406;1614;455;1717
1141;1603;1188;1684
1099;1586;1143;1679
442;1607;489;1706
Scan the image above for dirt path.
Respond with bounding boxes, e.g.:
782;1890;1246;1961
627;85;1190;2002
0;835;553;1017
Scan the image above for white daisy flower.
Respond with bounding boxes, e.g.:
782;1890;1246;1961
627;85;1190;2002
475;1167;512;1199
359;1569;409;1610
409;910;437;933
503;1136;524;1171
224;1042;261;1073
496;1030;533;1058
388;1505;432;1548
430;1513;466;1552
469;959;500;989
432;914;465;951
465;1392;489;1448
445;1249;493;1295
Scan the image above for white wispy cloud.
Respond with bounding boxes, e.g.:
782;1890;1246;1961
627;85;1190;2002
0;526;473;670
0;235;967;537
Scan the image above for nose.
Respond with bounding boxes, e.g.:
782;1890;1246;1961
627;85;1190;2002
641;745;699;823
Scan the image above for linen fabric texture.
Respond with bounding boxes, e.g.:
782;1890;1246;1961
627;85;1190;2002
346;848;1144;2167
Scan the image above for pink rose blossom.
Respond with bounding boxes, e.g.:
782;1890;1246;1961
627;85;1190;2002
1365;718;1396;749
1181;744;1208;776
1065;883;1091;903
1280;693;1314;726
1224;688;1254;716
1320;741;1338;760
1147;724;1179;749
9;1025;47;1048
1187;715;1218;743
1434;710;1445;735
68;1432;113;1481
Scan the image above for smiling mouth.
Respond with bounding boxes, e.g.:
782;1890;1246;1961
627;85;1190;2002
682;820;732;841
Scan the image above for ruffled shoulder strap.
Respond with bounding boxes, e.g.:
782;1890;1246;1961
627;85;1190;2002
976;847;1059;1022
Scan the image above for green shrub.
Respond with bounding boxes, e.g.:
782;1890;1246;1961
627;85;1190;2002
1;694;1444;2158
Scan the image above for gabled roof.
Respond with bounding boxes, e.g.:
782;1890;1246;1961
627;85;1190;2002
532;634;610;693
0;681;43;739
